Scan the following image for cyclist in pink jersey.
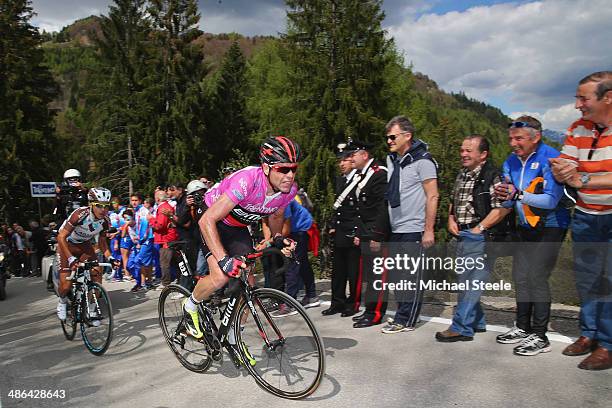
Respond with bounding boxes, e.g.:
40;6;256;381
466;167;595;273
182;136;302;339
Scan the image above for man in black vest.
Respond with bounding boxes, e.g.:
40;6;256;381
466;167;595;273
339;140;388;327
436;135;511;342
323;143;360;316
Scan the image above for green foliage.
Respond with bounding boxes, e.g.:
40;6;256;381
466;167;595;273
0;0;59;222
283;0;391;222
143;0;207;192
22;1;516;235
246;39;293;139
205;41;254;174
217;148;252;180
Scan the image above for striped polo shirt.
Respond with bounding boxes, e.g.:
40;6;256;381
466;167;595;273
559;119;612;214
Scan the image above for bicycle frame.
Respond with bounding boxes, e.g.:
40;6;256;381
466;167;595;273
197;252;285;354
159;244;325;398
66;262;112;321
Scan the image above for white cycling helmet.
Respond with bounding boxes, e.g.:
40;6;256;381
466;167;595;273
63;168;81;179
88;187;112;204
186;180;207;195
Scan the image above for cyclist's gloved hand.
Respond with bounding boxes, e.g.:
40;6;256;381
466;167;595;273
218;255;246;278
68;255;79;271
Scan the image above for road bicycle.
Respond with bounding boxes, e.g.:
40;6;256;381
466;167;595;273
158;246;325;399
61;261;114;356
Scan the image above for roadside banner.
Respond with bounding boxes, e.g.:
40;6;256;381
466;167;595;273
30;182;57;198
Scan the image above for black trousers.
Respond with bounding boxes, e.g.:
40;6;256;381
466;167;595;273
513;227;567;337
362;249;389;323
331;245;361;312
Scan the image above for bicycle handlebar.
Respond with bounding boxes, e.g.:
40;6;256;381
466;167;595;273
65;261;113;281
244;246;290;263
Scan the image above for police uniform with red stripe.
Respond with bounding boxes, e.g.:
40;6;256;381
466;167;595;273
324;140;388;325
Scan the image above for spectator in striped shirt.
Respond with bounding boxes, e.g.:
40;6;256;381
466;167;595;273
550;71;612;371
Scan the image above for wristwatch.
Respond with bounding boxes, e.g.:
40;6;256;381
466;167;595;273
580;173;591;187
516;190;524;201
477;224;487;232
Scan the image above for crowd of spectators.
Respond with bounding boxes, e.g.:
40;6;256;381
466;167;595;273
2;71;609;371
318;71;611;371
0;220;53;278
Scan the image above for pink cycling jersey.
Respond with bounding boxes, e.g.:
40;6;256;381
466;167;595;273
205;166;298;227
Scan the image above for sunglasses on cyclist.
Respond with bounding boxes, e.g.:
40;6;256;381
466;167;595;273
271;164;298;174
92;203;111;210
508;121;541;131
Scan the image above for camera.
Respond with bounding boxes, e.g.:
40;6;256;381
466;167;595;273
190;192;204;207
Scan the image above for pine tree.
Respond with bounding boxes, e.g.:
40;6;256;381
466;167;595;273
283;0;391;221
74;0;152;198
0;0;59;222
206;41;253;174
146;0;207;189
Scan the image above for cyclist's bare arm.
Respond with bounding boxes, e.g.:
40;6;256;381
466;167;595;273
57;224;75;271
198;193;237;262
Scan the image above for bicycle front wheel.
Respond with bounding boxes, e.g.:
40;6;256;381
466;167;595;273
81;282;113;356
61;301;76;340
158;284;212;373
235;288;325;399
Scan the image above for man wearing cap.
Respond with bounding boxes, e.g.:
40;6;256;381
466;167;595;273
322;143;360;317
378;115;439;334
550;71;612;370
493;115;569;356
334;139;389;328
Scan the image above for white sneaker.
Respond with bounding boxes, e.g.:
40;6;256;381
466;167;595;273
89;303;101;327
513;334;551;356
496;325;530;344
57;301;67;321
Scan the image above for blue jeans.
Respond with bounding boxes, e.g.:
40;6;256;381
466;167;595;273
572;210;612;350
450;230;491;337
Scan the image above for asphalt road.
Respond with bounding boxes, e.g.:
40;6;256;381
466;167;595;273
1;277;610;408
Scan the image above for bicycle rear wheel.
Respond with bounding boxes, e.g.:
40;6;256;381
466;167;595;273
158;284;212;373
81;282;113;355
235;288;325;399
61;300;76;340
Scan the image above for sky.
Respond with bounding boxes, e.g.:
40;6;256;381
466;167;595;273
30;0;612;132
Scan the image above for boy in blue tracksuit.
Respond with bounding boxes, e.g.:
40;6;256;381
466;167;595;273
120;209;140;289
494;116;570;356
131;193;155;290
108;197;125;281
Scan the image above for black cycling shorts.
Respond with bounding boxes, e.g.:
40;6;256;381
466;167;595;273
202;220;254;260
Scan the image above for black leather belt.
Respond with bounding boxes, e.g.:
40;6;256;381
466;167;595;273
458;221;479;231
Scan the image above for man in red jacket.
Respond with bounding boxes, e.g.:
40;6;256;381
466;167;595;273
150;190;178;289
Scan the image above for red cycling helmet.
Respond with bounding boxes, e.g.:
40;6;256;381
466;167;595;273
259;136;302;165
